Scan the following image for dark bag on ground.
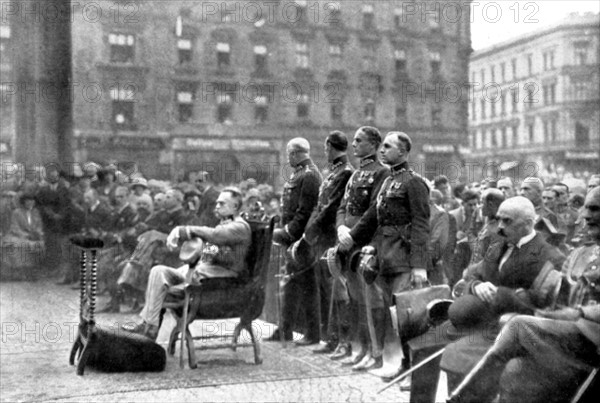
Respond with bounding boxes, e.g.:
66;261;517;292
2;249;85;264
394;282;451;340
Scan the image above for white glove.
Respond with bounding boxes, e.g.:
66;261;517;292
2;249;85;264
166;227;181;251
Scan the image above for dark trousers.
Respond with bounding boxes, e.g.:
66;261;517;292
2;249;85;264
281;261;320;339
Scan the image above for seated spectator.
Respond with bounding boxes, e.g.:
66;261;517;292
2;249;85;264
497;177;516;198
469;188;504;265
1;193;45;279
134;193;154;222
441;196;566;397
447;187;600;403
519;177;559;228
121;188;252;340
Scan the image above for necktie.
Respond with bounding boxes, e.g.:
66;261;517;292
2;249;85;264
499;243;515;272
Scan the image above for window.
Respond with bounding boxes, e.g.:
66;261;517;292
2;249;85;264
364;99;375;121
500;62;506;82
109;33;135;63
471;99;476;120
491;129;497;147
490;100;496;117
480;69;485;84
394;49;407;75
254;45;267;72
362;45;376;71
294;1;308;24
362;4;375;30
511;58;517;80
254;96;268;124
480;99;486;119
500;92;506;116
331;103;343;121
297;94;310;118
217;93;233;123
575;122;589;147
525;86;535;109
501;127;507;147
177;90;194;123
527;54;533;76
177;38;192;64
550;120;557;142
490;65;495;82
573;81;587;100
512;125;518;146
329;44;342;59
394;8;403;29
528;123;534;143
511;88;518;112
110;87;136;129
432;107;442;127
430;51;441;77
574;42;588;65
396;103;407;126
543;120;549;142
295;41;309;68
549;83;556;104
216;42;230;67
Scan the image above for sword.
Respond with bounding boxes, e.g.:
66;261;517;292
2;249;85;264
273;240;287;348
377;347;446;394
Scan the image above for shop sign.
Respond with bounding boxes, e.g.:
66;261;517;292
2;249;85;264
423;144;454;153
173;137;272;151
565;151;599;160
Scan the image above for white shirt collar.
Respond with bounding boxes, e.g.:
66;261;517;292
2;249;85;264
516;230;536;248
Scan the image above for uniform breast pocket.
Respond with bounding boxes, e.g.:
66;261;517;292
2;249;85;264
354;186;372;210
283;184;298;204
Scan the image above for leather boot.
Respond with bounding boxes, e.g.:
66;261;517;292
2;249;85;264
329;342;351;360
447;349;505;403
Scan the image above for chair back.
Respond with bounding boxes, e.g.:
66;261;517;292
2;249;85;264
244;215;277;283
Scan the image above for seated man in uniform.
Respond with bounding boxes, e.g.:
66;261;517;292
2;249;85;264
122;187;251;340
448;186;600;403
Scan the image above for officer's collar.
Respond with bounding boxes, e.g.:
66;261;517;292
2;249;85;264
359;155;377;168
219;215;235;224
294;158;312;171
390;161;410;176
329;155;348;171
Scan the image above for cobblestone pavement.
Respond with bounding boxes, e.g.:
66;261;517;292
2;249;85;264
0;280;418;402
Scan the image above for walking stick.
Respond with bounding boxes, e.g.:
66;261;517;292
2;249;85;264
377;347;446;394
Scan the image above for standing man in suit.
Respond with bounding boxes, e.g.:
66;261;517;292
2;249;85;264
303;131;354;353
269;138;322;344
195;171;220;228
448;187;600;403
519;177;558;228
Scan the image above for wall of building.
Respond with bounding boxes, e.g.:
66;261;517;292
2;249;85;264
469;12;600;176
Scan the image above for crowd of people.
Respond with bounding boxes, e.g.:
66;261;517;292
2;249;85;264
1;127;599;402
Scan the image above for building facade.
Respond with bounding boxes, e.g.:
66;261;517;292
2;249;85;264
468;12;600;178
5;1;472;185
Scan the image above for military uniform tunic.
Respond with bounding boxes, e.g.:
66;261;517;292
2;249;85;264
278;158;322;339
351;161;430;275
305;155;354;247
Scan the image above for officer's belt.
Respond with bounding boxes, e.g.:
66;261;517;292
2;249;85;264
376;224;411;238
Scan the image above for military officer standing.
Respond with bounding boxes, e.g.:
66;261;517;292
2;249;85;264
270;138;323;344
303;131;354;353
334;126;390;369
349;131;430;377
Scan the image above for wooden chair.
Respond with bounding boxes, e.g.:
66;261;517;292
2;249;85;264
163;216;277;369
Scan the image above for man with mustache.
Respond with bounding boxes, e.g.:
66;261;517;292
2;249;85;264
440;195;566;396
447;186;600;403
